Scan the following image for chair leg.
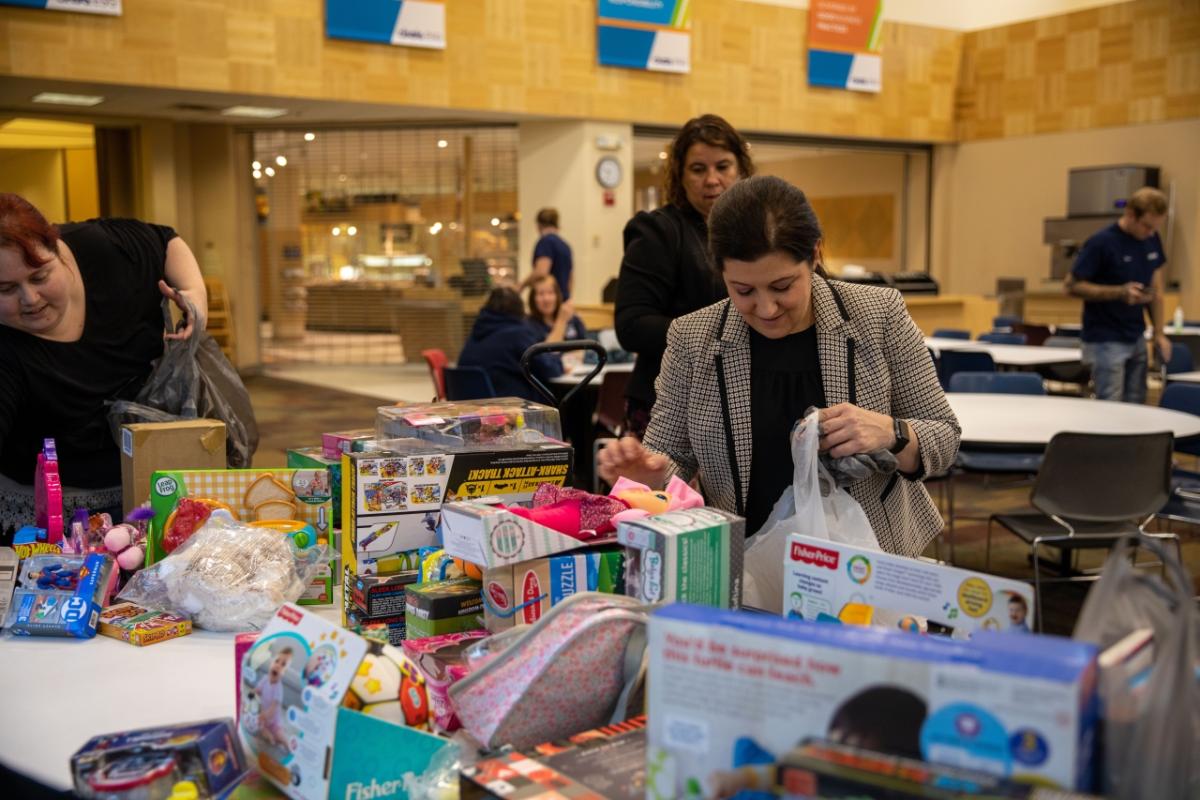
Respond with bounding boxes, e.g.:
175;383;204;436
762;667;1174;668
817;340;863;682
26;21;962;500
1032;539;1044;634
985;517;993;571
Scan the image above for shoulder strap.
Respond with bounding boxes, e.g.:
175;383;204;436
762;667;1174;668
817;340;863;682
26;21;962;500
610;621;648;724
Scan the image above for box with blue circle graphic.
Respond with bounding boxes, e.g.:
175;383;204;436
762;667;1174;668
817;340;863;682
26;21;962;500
5;553;113;638
646;604;1099;796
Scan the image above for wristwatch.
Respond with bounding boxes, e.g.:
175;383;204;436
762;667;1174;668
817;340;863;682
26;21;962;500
889;418;911;455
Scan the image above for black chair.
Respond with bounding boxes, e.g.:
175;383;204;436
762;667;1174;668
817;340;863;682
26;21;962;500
1164;345;1195;375
938;350;995;391
1037;335;1091;395
1160;382;1200;459
443;365;497;400
978;332;1027;345
931;328;970;340
948;371;1044;395
987;431;1180;631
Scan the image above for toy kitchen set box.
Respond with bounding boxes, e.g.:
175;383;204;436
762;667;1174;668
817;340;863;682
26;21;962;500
238;603;452;800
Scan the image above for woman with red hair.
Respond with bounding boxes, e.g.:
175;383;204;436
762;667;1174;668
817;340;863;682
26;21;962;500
0;193;208;532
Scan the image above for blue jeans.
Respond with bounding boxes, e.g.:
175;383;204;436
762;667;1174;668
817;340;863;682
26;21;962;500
1082;340;1148;403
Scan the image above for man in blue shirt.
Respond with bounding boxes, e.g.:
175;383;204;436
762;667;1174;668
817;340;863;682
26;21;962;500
1066;187;1170;403
523;208;573;301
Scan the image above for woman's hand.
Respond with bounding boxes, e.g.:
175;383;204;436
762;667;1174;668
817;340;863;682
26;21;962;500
159;279;207;340
597;436;670;488
557;299;576;323
818;403;896;458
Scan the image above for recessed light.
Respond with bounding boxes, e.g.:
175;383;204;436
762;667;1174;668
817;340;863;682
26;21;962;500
304;132;316;141
437;139;448;149
658;151;668;160
33;92;104;107
252;161;262;171
221;105;288;119
264;166;276;177
347;226;358;236
332;227;341;236
275;155;287;167
252;170;262;179
490;218;500;226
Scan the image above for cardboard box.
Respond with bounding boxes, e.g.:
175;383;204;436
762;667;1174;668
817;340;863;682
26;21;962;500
481;548;626;632
287;447;343;528
441;502;613;569
785;535;1036;636
98;602;191;646
321;428;375;460
120;421;226;515
376;398;563;446
239;604;451;800
646;604;1100;794
347;612;407;647
617;508;744;608
351;570;420;618
297;563;334;606
404;578;484;640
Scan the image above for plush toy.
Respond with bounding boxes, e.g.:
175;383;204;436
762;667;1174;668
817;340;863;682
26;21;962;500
610;475;704;524
505;484;629;539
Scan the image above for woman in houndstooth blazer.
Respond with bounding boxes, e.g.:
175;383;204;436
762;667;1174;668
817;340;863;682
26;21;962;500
599;176;960;557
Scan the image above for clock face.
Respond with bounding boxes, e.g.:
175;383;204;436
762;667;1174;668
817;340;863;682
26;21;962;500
596;156;622;189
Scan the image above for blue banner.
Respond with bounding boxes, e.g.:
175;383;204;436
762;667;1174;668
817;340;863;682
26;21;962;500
326;0;446;50
0;0;121;14
597;0;691;74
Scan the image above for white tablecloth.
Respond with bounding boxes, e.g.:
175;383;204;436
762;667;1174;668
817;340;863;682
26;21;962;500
925;337;1081;367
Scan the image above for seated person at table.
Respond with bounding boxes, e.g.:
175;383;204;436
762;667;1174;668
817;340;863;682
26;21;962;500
527;273;586;343
458;287;563;401
0;193;207;535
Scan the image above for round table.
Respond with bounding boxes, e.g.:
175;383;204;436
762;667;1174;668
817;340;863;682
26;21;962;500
946;393;1200;448
0;601;341;791
548;361;634;386
924;338;1081;367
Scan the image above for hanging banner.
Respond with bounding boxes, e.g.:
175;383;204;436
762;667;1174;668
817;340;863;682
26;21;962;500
597;0;691;74
0;0;121;14
325;0;446;50
808;0;883;93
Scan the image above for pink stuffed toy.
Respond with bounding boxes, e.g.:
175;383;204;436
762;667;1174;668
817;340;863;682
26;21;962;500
610;475;704;524
504;484;629;539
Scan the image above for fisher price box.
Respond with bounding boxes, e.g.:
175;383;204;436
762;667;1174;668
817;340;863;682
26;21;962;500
646;605;1100;796
785;535;1037;636
617;508;744;609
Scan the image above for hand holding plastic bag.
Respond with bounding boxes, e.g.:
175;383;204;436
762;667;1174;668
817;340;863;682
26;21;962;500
742;410;879;613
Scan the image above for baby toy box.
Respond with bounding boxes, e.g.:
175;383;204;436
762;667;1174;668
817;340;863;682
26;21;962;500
785;535;1036;636
239;604;451;800
71;718;248;799
646;604;1100;795
617;508;744;609
440;501;613;569
147;469;334;564
481;548;626;632
6;553;114;638
287;447;343;529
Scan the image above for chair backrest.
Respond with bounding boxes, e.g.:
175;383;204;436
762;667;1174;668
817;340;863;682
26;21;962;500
931;328;971;340
939;350;996;388
948;371;1045;395
1160;382;1200;415
1012;323;1052;347
1165;345;1194;375
978;332;1027;345
1032;432;1173;522
421;348;449;401
443;365;497;401
1043;336;1079;349
595;370;632;435
992;315;1021;330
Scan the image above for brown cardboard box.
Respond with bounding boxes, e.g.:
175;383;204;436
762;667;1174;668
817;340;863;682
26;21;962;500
120;420;226;514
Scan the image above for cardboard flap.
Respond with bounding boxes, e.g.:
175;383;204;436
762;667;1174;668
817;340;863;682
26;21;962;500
200;425;226;454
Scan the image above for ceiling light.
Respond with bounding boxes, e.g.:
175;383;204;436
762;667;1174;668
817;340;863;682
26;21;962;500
275;155;287;167
220;105;288;119
338;265;357;280
32;92;104;107
252;161;262;171
332;227;341;236
437;139;448;149
429;222;443;235
658;151;668;160
490;217;500;227
304;132;316;142
252;170;262;179
264;166;276;177
347;226;357;236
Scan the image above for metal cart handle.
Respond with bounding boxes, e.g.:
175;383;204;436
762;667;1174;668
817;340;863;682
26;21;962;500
521;339;608;407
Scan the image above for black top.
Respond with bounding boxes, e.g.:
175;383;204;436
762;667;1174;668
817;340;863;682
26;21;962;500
1072;222;1167;344
0;218;175;488
532;232;574;301
744;325;826;536
615;203;727;407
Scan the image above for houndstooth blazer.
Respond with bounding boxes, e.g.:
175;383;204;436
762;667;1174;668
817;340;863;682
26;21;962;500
643;274;961;557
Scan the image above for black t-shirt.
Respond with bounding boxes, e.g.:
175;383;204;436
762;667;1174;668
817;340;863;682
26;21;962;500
1072;223;1167;344
744;325;826;536
0;218;175;488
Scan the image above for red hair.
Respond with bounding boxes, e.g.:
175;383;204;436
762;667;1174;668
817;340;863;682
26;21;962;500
0;193;60;269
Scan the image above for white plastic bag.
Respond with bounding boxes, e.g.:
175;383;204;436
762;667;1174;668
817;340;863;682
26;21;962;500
742;410;879;613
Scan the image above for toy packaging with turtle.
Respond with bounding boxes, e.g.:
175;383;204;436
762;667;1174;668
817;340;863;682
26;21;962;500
147;468;334;564
70;717;248;799
5;553;114;638
238;604;452;800
645;604;1100;796
784;535;1036;637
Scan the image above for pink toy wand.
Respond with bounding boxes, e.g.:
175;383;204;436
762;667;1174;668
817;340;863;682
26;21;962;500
35;439;64;544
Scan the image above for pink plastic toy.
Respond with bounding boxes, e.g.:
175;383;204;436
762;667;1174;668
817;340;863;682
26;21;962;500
35;439;64;545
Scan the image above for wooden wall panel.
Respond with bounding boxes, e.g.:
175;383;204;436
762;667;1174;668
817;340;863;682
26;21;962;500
809;194;895;261
958;0;1200;141
0;0;961;142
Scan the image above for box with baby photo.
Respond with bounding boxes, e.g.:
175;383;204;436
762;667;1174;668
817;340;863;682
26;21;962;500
147;469;334;564
239;604;451;800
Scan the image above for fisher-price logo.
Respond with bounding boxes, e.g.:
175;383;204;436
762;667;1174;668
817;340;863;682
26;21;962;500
277;605;303;625
790;542;840;570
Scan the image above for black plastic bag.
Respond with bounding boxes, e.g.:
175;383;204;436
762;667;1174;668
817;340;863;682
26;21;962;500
109;300;258;467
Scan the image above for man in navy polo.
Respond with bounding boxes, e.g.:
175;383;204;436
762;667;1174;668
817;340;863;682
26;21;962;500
522;207;574;301
1066;187;1171;403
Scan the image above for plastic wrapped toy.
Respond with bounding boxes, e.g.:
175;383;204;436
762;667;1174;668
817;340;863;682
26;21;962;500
375;398;562;447
5;553;114;638
119;517;327;631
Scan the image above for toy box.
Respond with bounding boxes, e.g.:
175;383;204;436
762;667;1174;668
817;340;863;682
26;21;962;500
617;508;744;608
98;601;192;646
351;569;421;618
402;630;489;733
71;718;248;799
287;446;344;529
235;633;260;721
347;610;407;646
321;428;375;459
148;468;334;564
405;577;484;640
0;547;15;629
481;548;626;632
121;420;226;515
5;553;114;638
646;604;1100;795
460;716;648;800
785;535;1036;636
376;397;562;446
239;604;452;800
440;501;613;569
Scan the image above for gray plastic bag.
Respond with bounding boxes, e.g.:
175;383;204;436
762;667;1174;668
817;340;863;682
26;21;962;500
1073;535;1199;800
109;300;258;467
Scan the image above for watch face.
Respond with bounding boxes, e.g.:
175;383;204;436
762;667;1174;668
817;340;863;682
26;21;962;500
596;157;622;189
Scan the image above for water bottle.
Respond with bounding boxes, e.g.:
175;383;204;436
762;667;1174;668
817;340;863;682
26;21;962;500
1173;306;1185;333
